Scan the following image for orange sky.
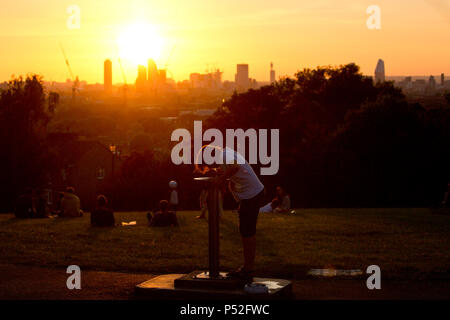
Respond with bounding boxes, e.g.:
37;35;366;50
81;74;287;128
0;0;449;84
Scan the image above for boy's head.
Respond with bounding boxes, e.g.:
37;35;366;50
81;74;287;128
66;187;75;194
159;200;169;212
97;195;107;207
194;144;223;175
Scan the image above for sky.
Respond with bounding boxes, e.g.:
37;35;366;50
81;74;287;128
0;0;449;84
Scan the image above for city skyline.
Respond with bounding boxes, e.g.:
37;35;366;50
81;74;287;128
0;0;449;83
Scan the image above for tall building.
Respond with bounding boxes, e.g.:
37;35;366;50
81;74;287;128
148;59;158;87
235;64;249;89
270;62;276;84
429;75;436;90
136;65;147;92
441;73;445;86
103;59;112;92
158;69;166;85
374;59;385;83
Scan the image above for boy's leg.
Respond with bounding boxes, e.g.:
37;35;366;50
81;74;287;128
236;192;261;272
242;236;256;271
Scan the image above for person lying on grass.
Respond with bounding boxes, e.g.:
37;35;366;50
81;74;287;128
147;200;178;227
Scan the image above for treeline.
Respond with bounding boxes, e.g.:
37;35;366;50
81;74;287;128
206;63;450;207
1;65;449;211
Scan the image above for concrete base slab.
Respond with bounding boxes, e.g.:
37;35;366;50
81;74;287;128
135;274;293;300
174;270;248;290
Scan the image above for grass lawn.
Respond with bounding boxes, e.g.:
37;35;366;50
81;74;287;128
0;208;449;280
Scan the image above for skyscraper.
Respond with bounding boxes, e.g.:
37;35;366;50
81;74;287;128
235;64;249;89
441;73;445;86
136;65;147;92
429;75;436;90
148;59;158;87
270;62;276;84
103;59;112;92
158;69;166;85
374;59;385;83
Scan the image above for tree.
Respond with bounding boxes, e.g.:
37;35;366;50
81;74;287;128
445;92;450;105
205;64;448;207
0;75;53;210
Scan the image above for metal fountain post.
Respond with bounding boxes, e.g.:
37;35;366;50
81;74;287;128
206;179;220;278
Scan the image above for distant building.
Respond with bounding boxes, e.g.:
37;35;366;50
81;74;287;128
429;75;436;89
270;62;276;84
103;59;112;92
441;73;445;86
374;59;385;83
190;69;223;89
148;59;158;87
47;133;120;210
413;79;427;93
235;64;249;90
136;65;147;92
158;69;166;85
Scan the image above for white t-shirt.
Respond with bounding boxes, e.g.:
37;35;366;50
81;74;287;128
219;148;264;201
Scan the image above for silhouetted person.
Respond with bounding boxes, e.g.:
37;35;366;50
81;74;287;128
14;188;35;218
196;188;224;219
198;146;264;281
91;195;115;227
34;189;50;218
61;187;83;217
52;192;65;216
441;183;450;208
196;189;208;219
147;200;178;227
259;186;291;213
273;186;291;213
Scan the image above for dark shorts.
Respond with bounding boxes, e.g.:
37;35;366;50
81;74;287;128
238;190;264;237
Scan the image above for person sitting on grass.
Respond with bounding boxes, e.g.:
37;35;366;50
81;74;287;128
196;189;208;219
52;192;65;216
147;200;178;227
259;197;281;213
196;187;224;219
61;187;83;217
90;195;115;227
14;188;35;219
259;186;291;213
273;186;291;213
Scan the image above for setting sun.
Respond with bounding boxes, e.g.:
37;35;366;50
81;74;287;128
117;22;164;66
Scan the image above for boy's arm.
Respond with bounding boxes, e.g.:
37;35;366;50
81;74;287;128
214;164;239;186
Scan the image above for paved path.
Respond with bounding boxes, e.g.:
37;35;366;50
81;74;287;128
0;264;449;300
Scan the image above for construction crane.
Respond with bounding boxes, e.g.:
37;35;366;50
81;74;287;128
59;42;79;104
118;57;128;107
164;44;176;79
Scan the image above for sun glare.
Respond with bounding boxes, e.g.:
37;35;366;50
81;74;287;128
117;22;164;66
